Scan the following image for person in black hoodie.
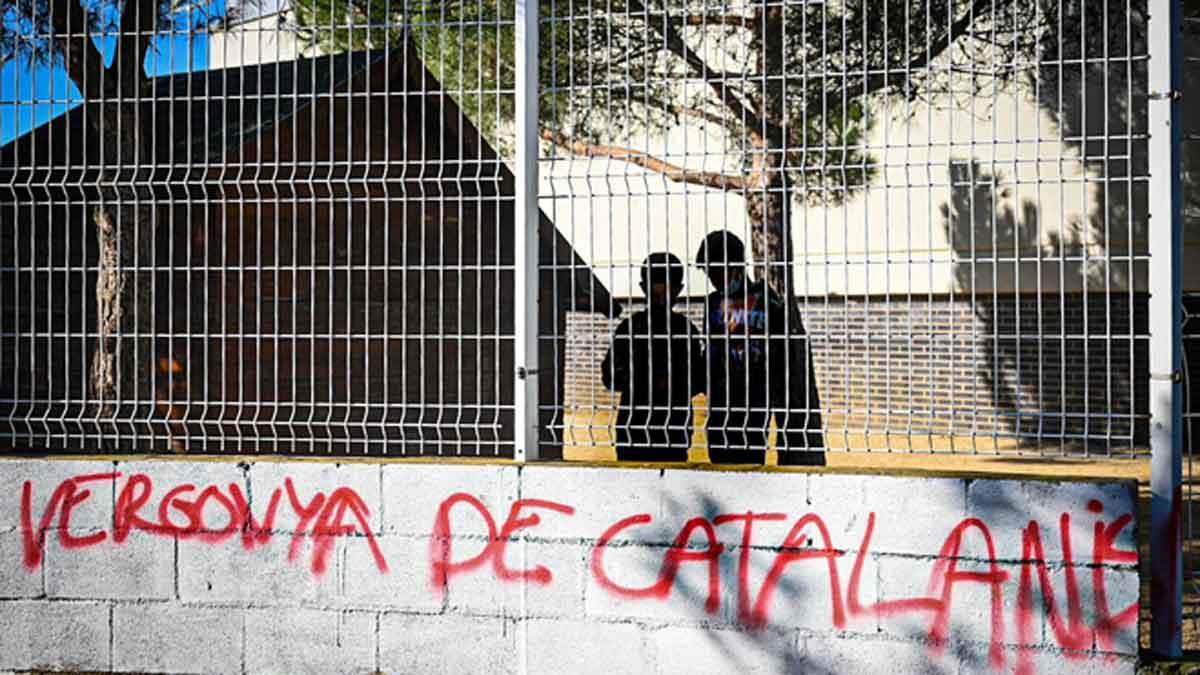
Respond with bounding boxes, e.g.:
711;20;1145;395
695;232;824;465
602;252;706;462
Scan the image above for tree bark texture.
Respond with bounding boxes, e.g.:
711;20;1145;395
90;202;157;431
88;100;158;445
48;0;163;445
747;3;794;301
744;171;792;299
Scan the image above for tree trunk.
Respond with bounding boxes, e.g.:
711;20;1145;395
88;100;158;449
744;168;793;299
747;2;793;299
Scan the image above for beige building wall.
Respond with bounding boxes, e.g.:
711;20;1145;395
207;11;313;70
205;24;1193;300
540;77;1192;299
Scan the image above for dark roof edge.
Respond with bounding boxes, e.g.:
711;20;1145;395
235;48;397;152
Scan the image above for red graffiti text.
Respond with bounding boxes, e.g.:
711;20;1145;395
431;495;1138;674
21;471;387;577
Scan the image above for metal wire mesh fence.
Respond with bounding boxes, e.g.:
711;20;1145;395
1184;294;1199;633
1180;3;1200;638
0;0;1178;462
0;2;529;454
541;0;1156;463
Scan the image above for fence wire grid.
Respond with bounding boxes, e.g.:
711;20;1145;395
0;0;1177;462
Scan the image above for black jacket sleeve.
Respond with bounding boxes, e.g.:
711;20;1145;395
690;319;707;396
602;319;631;394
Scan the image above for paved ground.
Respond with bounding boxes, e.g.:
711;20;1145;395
560;405;1150;469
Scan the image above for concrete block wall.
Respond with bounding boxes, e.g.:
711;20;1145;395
0;457;1139;673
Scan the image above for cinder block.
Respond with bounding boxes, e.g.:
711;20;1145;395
653;626;798;674
952;641;1133;675
0;531;42;598
729;546;875;632
966;479;1137;563
586;519;877;631
113;603;242;674
805;473;870;542
524;618;652;675
800;636;958;675
1092;568;1139;656
381;464;517;537
0;459;116;531
46;529;173;600
660;469;808;549
249;460;383;534
379;613;516;674
585;542;685;622
860;477;967;557
585;542;740;625
1029;565;1139;656
0;600;109;672
341;535;441;612
1002;646;1136;675
178;534;339;606
948;640;1005;675
876;554;1031;649
112;460;247;537
520;466;669;543
446;540;586;618
245;608;376;674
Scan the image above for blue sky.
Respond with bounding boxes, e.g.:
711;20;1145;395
0;1;227;145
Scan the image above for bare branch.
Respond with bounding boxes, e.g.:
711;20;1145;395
644;69;753;83
541;128;748;192
48;0;109;100
625;0;766;144
606;85;741;129
168;0;220;19
860;0;995;99
639;13;757;29
665;102;738;129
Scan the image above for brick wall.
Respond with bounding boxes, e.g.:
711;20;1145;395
564;293;1150;450
1;457;1139;673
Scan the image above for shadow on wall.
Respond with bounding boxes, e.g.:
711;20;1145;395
646;482;1069;672
1031;0;1200;289
928;0;1200;450
929;0;1191;450
1030;0;1153;296
940;159;1149;449
656;493;804;672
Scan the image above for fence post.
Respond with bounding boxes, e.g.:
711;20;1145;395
1148;0;1184;658
513;0;540;462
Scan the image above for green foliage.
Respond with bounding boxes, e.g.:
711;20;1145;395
4;0;1149;209
287;0;1145;206
1;0;235;69
291;0;601;156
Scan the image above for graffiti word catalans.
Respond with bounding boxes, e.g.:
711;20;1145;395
21;473;1136;674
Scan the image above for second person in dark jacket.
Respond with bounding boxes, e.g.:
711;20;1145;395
696;232;825;465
